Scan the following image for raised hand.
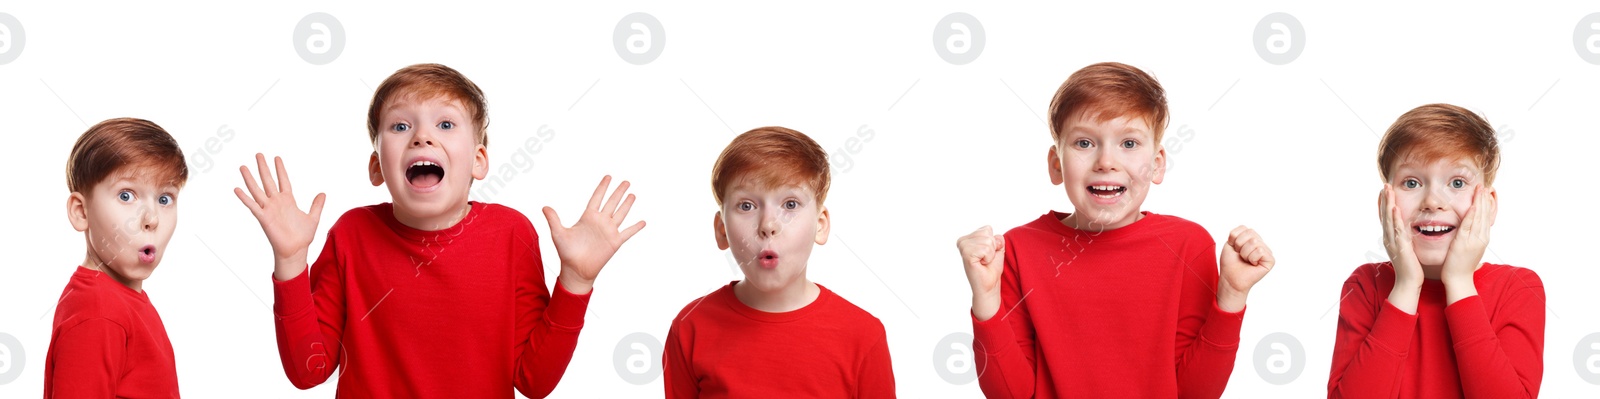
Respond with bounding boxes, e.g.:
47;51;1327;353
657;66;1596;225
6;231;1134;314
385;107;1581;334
957;226;1006;321
234;153;327;281
1380;184;1424;313
1441;185;1494;304
542;175;646;295
1217;225;1274;312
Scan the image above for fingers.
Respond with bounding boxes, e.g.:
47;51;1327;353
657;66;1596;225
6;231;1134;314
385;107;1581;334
256;153;278;196
992;233;1006;259
233;187;262;215
613;194;637;223
586;175;613;212
239;165;267;208
619;220;647;243
542;206;565;231
602;180;630;216
308;193;327;223
275;156;293;195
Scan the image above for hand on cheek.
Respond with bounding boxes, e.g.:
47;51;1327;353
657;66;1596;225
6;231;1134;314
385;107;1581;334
1441;185;1494;304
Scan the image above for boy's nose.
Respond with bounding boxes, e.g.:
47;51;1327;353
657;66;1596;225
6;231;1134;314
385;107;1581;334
758;214;781;239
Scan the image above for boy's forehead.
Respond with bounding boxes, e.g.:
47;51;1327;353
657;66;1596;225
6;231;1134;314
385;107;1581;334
1061;111;1153;137
724;176;817;197
100;166;182;190
383;93;468;116
1394;155;1481;174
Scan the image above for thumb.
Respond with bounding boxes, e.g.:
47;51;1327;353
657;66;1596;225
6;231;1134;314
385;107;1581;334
308;193;327;222
993;233;1006;258
1220;238;1239;262
542;206;564;232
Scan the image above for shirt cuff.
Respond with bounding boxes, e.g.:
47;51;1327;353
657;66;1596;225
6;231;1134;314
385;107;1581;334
1444;295;1493;345
272;267;313;317
1198;301;1246;347
1367;299;1420;356
971;310;1018;359
545;280;593;330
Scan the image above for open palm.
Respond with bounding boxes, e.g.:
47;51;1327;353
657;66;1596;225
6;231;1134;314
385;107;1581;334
543;176;645;293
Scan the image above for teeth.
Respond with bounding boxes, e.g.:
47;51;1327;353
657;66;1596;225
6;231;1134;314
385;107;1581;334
1417;225;1454;233
411;161;437;168
1090;185;1123;191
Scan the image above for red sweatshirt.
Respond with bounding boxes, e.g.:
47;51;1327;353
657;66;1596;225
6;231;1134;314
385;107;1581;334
971;211;1245;399
272;202;589;398
44;266;180;398
1327;262;1544;398
664;282;895;398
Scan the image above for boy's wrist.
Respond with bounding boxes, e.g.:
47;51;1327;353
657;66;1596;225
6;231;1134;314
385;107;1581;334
971;294;1000;322
557;271;594;295
272;250;308;281
1216;286;1248;313
1442;275;1477;305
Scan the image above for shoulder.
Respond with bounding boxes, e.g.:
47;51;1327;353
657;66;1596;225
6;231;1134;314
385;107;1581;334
1479;263;1543;295
820;287;888;340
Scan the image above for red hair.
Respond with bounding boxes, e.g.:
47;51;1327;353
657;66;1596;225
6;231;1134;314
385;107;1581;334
710;126;831;205
66;118;188;196
1048;62;1169;143
1377;104;1501;185
367;63;490;147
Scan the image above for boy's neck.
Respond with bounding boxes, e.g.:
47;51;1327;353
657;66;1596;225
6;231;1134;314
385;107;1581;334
393;201;473;231
82;252;142;292
1059;211;1143;232
733;279;820;313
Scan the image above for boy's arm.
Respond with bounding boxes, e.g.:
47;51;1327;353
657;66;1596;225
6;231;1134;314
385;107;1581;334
45;318;126;397
271;237;347;389
1327;277;1416;399
1447;273;1544;399
857;326;897;399
510;230;589;398
663;316;699;399
1173;246;1244;399
970;232;1038;399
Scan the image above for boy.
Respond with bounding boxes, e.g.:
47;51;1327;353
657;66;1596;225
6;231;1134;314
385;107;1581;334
234;63;645;398
663;126;895;398
1327;104;1543;398
47;118;188;397
955;62;1276;398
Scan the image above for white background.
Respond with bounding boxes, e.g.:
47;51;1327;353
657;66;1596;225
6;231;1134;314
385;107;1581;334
2;1;1598;397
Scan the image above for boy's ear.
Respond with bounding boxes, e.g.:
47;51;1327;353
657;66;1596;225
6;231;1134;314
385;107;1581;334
1150;145;1167;185
368;152;384;186
67;192;89;232
1487;186;1498;226
1047;145;1064;185
813;206;830;245
713;211;730;250
471;144;489;181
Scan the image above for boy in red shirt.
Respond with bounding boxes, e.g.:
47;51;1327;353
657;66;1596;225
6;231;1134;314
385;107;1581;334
955;62;1277;398
1327;104;1543;398
47;118;188;397
234;63;645;398
663;126;895;398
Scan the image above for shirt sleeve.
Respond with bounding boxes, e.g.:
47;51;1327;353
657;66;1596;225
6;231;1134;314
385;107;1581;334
46;318;126;398
856;324;897;398
272;230;348;390
1446;270;1544;399
664;310;699;399
1328;271;1418;399
1173;241;1244;399
972;232;1038;399
511;227;590;398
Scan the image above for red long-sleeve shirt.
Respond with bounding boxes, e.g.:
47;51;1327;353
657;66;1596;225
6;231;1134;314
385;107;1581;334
44;266;180;398
664;282;895;398
1327;262;1544;398
272;202;589;398
971;211;1245;399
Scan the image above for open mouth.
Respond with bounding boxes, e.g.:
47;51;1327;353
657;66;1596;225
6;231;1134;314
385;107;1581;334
405;159;445;188
1087;184;1127;198
1413;223;1456;237
138;245;157;263
758;250;779;269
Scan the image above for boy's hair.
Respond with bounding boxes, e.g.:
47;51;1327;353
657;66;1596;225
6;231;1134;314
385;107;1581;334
1047;62;1169;143
66;118;188;196
366;63;489;147
1377;103;1500;185
711;126;831;206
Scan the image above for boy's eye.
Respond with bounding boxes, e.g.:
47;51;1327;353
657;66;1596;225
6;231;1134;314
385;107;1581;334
158;194;173;206
1450;178;1467;189
738;201;754;211
784;200;799;210
117;191;134;202
1121;139;1137;149
1074;139;1091;149
438;121;454;130
1402;179;1420;189
392;123;410;132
